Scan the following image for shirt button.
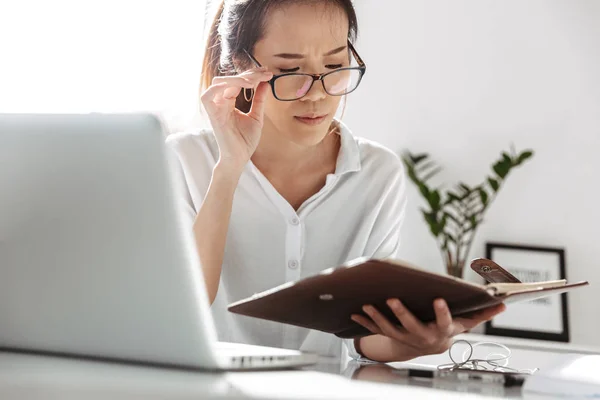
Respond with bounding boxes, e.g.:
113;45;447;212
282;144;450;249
290;217;300;226
288;260;299;269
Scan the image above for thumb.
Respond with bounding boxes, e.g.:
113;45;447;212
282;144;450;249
247;81;269;123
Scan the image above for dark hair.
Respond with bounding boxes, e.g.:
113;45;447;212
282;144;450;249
201;0;359;112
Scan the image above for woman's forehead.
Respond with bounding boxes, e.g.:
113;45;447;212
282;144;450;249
256;3;349;55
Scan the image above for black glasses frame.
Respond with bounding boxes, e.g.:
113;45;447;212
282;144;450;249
243;41;367;101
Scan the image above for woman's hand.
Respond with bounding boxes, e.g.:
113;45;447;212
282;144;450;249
200;67;273;172
350;299;506;362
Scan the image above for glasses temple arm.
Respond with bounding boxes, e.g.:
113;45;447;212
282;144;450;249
243;49;263;68
347;41;365;67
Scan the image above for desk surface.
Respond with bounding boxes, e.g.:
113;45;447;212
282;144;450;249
0;349;564;400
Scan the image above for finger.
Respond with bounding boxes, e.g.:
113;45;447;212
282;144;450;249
433;299;453;335
205;73;273;104
350;314;383;335
213;71;272;87
363;305;404;340
247;82;270;122
201;82;233;107
223;86;242;100
201;81;255;112
238;66;271;78
202;80;254;100
200;82;228;113
386;299;429;338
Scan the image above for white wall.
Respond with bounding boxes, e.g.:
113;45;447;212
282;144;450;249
346;0;600;346
0;0;205;132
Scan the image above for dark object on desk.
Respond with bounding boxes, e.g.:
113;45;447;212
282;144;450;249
228;257;588;338
349;362;526;398
354;363;528;388
405;367;527;387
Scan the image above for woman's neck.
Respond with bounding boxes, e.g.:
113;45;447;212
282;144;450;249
251;123;340;177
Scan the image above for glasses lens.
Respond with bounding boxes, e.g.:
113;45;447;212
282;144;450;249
273;74;314;100
272;69;363;100
323;69;362;96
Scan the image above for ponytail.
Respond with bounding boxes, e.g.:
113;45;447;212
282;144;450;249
199;0;252;113
200;0;226;94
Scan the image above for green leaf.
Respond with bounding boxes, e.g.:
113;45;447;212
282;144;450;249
416;160;437;173
406;165;418;183
492;161;502;177
455;191;479;209
446;233;458;244
446;203;472;229
517;150;534;164
466;189;481;204
444;191;460;204
422;210;440;236
422;167;443;183
469;214;478;228
411;153;428;164
502;152;512;165
488;177;500;192
478;187;488;206
440;213;448;231
443;212;461;226
493;160;510;179
429;190;441;209
458;182;471;194
446;201;462;217
418;182;430;200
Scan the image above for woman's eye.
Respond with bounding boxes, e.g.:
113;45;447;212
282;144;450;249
278;63;345;73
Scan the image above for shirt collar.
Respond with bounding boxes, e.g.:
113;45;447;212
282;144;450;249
333;119;362;176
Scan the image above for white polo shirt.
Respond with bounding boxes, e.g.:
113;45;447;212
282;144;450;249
166;120;407;359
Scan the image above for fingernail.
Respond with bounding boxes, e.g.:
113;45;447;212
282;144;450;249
386;299;398;309
362;305;372;314
435;299;446;310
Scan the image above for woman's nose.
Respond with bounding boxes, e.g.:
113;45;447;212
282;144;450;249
300;79;328;102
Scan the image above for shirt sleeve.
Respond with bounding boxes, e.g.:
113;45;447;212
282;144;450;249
165;140;198;235
344;337;371;361
164;131;218;235
365;160;408;260
343;160;408;361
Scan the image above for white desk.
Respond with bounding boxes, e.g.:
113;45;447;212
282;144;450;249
1;342;588;400
406;332;600;372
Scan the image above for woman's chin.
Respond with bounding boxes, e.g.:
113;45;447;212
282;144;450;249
288;123;333;146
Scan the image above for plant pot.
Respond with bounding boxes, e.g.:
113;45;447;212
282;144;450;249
446;264;465;279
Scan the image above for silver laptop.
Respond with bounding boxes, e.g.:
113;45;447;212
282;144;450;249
0;113;317;370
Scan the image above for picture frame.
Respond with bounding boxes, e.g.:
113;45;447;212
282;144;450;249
484;242;570;342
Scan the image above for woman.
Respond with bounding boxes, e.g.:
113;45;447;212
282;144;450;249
167;0;505;362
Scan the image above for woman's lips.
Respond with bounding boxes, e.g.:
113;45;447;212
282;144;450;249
294;114;328;126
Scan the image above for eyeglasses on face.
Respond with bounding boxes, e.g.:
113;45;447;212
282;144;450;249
243;41;366;101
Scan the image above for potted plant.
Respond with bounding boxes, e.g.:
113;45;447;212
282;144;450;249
401;147;534;278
